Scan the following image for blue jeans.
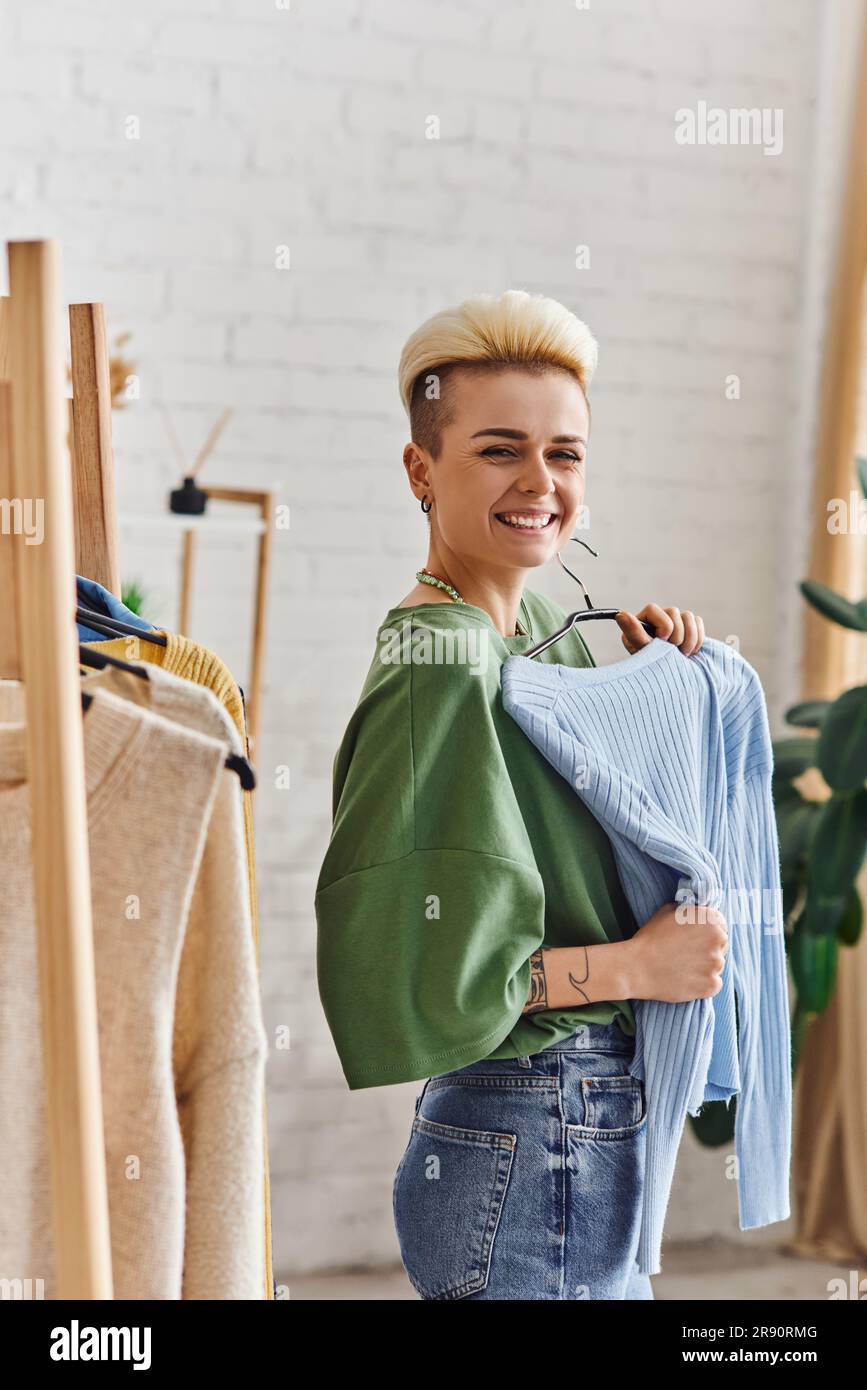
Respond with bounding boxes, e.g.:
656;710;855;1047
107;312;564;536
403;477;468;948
392;1020;653;1300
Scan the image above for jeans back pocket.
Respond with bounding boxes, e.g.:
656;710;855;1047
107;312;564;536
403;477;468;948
570;1074;647;1138
392;1115;516;1299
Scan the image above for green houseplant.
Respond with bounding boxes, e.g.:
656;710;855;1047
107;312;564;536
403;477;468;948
121;579;149;619
773;456;867;1056
689;456;867;1149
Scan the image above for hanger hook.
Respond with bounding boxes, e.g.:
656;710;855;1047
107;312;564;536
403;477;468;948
556;535;599;612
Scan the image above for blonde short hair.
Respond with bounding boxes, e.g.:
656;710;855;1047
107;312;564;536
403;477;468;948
398;289;598;458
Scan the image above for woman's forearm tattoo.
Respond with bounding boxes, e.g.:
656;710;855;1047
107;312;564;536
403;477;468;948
524;945;593;1014
568;947;591;1005
524;948;548;1014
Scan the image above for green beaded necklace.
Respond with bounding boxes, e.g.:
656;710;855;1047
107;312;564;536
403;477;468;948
414;568;529;637
415;568;465;604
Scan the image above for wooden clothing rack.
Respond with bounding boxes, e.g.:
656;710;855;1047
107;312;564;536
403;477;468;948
1;236;273;1301
0;238;129;1298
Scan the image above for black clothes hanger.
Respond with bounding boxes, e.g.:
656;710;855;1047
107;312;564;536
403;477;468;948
79;642;144;716
523;537;657;659
79;643;149;680
78;644;256;790
77;605;168;647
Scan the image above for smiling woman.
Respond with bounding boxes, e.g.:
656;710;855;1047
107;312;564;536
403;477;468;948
314;288;707;1302
393;291;597;637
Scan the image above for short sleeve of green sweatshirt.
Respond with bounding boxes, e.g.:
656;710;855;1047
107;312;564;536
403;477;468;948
314;588;630;1090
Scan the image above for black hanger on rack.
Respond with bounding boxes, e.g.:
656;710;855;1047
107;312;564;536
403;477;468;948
77;604;168;647
79;644;256;790
523;537;657;659
79;642;151;722
79;642;148;683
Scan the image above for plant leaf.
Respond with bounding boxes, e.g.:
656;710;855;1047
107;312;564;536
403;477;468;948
800;578;867;631
802;789;867;933
775;797;819;880
121;579;148;618
790;917;838;1010
687;1098;736;1148
816;684;867;790
837;888;863;946
784;699;830;729
781;868;804;922
772;736;818;780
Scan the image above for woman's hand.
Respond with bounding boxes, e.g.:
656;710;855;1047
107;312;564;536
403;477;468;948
627;901;729;1003
615;603;705;656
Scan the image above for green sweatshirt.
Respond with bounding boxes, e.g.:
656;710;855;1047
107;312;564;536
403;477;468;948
315;587;638;1091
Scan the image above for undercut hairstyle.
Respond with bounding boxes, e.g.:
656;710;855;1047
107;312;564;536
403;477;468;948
398;289;598;462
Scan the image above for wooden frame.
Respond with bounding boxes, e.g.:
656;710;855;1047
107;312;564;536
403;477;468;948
0;294;20;678
177;485;273;754
0;240;113;1299
68;303;120;596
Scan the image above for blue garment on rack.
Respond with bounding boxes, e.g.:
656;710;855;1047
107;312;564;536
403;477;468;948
77;575;157;642
500;635;792;1276
77;575;247;703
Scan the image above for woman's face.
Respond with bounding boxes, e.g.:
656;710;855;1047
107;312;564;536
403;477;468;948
418;367;589;572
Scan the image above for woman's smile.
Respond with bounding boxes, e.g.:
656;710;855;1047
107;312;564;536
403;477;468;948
494;508;559;535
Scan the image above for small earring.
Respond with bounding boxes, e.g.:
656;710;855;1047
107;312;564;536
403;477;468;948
420;495;432;513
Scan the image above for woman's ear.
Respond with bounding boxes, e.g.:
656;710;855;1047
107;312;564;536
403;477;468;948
403;444;432;504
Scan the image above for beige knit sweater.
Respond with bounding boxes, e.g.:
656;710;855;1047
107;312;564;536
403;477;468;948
0;681;268;1299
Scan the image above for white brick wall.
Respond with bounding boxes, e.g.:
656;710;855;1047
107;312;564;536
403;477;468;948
0;0;851;1281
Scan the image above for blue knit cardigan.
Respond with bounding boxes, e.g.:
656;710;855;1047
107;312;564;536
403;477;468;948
501;635;792;1276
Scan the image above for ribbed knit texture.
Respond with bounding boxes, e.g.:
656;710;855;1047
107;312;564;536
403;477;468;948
501;636;792;1276
0;684;268;1299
